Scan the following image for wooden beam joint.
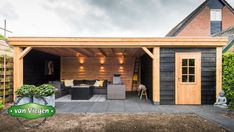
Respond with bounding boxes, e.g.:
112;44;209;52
142;47;154;59
18;47;32;59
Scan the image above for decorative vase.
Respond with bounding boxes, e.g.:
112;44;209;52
16;97;32;105
33;94;55;107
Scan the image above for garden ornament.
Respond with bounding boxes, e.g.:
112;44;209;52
214;90;228;108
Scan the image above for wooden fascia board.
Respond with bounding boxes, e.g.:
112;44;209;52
8;37;228;48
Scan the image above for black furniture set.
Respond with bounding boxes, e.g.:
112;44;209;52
51;75;126;100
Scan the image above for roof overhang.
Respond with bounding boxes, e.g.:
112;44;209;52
8;37;228;48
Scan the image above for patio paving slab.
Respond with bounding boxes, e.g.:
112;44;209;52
55;93;234;131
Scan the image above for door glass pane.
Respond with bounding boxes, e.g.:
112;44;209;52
189;75;195;82
189;67;195;74
182;59;187;66
182;75;187;82
189;59;195;66
182;67;187;74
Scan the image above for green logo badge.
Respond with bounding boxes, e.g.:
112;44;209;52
8;103;56;120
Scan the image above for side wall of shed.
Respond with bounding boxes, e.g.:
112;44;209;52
160;48;216;105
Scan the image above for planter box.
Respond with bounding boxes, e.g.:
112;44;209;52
33;94;55;107
16;97;32;105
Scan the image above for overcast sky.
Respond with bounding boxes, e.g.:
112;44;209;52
0;0;234;37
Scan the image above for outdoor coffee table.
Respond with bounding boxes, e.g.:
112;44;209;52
71;85;93;100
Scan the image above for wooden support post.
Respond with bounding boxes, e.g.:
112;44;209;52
18;47;32;59
153;47;160;104
216;47;222;98
142;47;154;59
13;47;23;101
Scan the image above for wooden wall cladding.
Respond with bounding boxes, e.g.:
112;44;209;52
160;48;216;105
61;57;136;91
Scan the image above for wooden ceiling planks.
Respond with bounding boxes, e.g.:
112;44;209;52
35;48;145;57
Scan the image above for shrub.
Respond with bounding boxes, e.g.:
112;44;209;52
0;34;7;40
34;84;55;97
0;103;3;110
15;85;36;97
222;52;234;109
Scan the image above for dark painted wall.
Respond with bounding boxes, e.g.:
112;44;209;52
24;50;60;86
141;53;153;101
160;48;216;105
207;0;224;9
211;21;222;35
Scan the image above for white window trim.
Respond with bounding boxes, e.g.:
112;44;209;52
210;9;222;21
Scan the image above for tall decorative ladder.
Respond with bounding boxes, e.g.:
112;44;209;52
132;57;141;91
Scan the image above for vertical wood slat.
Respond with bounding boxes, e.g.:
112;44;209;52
216;47;222;97
153;47;160;104
13;47;23;101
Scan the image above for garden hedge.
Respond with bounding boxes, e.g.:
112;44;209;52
222;52;234;109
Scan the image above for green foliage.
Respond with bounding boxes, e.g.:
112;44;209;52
34;84;55;97
0;34;7;40
16;84;55;98
0;103;3;110
229;101;234;110
15;85;36;97
222;52;234;109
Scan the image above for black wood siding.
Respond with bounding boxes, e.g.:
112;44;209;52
211;21;222;35
160;48;216;105
141;53;153;101
207;0;224;9
24;50;60;86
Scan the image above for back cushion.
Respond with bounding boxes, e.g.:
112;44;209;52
84;80;96;85
73;80;84;86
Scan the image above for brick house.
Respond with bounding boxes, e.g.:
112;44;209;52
166;0;234;37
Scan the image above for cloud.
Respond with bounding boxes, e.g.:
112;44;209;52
43;0;205;36
1;0;234;37
0;2;18;20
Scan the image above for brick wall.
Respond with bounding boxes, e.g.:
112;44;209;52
177;7;210;37
222;6;234;30
177;6;234;37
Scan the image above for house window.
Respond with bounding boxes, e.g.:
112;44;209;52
210;9;222;35
210;9;222;21
182;59;195;83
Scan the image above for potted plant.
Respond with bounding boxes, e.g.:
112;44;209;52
15;85;36;105
33;84;55;107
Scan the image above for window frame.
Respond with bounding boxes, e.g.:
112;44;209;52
181;59;196;83
210;9;222;21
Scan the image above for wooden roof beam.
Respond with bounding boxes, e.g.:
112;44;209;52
98;48;107;57
66;48;86;57
73;49;91;57
84;48;95;55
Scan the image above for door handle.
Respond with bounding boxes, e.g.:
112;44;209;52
178;78;180;81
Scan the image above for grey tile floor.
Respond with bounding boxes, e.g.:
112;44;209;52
55;93;234;131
